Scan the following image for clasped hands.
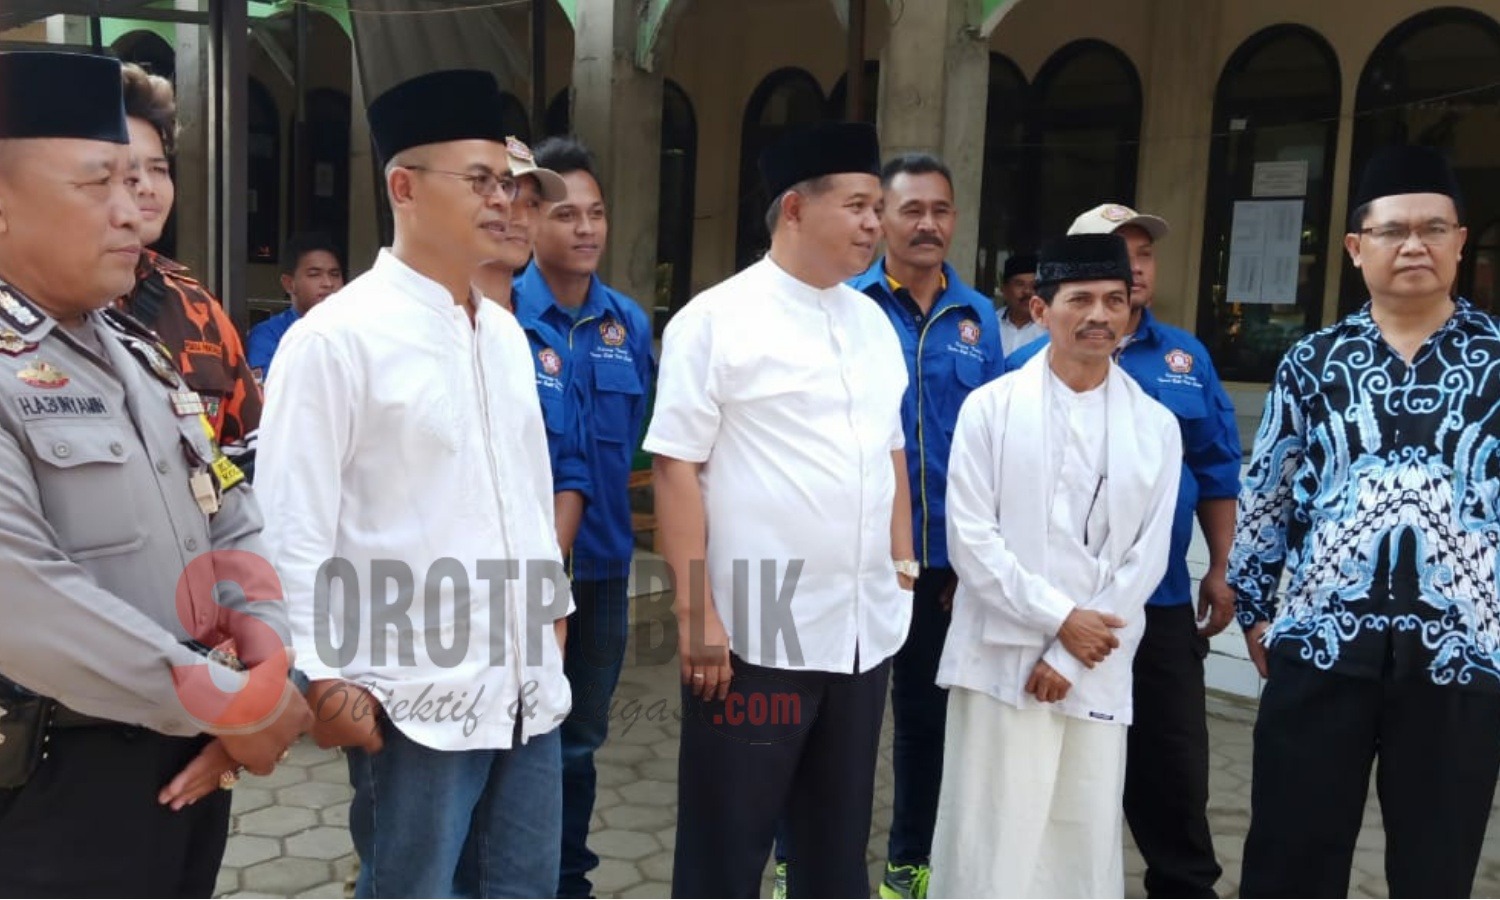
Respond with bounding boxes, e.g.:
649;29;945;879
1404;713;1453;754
1025;608;1126;704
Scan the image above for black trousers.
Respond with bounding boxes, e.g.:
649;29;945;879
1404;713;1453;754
1240;655;1500;898
672;654;891;899
1123;604;1221;897
0;724;231;897
886;566;953;866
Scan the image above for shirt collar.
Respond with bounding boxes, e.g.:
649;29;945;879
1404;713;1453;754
1345;296;1482;340
761;256;846;305
518;264;611;321
373;248;475;315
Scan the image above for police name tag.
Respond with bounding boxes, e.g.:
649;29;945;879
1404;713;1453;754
170;390;205;417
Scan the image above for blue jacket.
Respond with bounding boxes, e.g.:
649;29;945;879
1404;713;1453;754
515;266;655;576
1006;308;1242;606
246;306;299;380
851;259;1005;569
513;285;592;505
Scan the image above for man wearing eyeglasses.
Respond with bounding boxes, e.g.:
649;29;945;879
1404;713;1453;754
1231;144;1500;897
256;70;573;898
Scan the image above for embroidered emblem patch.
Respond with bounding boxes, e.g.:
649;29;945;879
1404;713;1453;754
1102;204;1134;222
600;321;626;347
17;359;68;389
0;329;35;356
1165;349;1194;374
958;319;981;346
506;136;534;161
539;347;562;376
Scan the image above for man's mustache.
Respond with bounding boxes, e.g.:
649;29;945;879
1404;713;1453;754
1076;326;1116;340
909;233;945;247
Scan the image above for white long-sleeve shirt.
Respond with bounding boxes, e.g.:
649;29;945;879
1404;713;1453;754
644;258;910;673
257;250;572;750
938;351;1181;724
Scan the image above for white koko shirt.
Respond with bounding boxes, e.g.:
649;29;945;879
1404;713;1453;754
938;352;1181;725
645;257;910;673
258;250;572;751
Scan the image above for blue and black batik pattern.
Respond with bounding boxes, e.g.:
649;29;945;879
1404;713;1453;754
1230;299;1500;690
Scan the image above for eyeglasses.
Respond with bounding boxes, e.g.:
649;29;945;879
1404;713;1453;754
1357;221;1462;247
401;165;518;201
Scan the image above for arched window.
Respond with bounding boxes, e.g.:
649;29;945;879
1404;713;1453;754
736;68;827;270
545;89;571;138
975;53;1029;297
1196;26;1341;382
300;89;352;262
247;77;281;264
828;60;879;123
1342;8;1500;314
497;91;532;144
656;79;697;332
1026;40;1142;246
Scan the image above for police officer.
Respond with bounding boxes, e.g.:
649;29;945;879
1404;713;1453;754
0;51;310;896
1008;203;1241;897
848;152;1004;900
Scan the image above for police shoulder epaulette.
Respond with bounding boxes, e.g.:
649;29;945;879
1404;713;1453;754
0;280;50;339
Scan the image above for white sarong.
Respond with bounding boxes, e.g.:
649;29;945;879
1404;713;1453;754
929;687;1128;898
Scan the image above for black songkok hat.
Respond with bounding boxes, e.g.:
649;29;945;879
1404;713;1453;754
1353;145;1464;212
1002;253;1038;282
0;51;128;143
368;69;511;165
1036;234;1132;288
759;121;881;198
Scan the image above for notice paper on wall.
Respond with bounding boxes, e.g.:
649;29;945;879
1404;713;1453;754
1226;199;1304;304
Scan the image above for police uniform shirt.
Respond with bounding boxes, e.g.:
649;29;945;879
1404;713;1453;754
644;257;910;673
0;283;284;734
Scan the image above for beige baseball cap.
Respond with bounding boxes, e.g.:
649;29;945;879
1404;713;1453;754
505;136;567;202
1067;203;1170;241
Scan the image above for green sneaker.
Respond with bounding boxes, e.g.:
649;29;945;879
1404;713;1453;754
879;862;931;900
771;860;788;900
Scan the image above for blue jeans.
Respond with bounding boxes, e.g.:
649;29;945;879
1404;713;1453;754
346;720;562;898
558;573;632;898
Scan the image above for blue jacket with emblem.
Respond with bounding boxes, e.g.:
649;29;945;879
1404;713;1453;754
513;285;591;506
515;266;656;577
851;259;1005;569
1006;307;1242;606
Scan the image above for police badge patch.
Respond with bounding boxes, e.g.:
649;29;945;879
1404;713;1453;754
1165;349;1194;374
958;319;981;346
600;321;626;347
0;330;36;357
539;347;562;376
17;359;68;389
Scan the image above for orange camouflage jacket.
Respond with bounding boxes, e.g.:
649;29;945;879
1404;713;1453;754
115;250;262;456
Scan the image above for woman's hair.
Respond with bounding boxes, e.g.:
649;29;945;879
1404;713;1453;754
121;62;178;156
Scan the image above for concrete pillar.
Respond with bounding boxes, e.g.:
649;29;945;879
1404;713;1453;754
44;14;89;46
878;0;989;282
172;0;210;275
1134;0;1221;331
571;0;662;312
